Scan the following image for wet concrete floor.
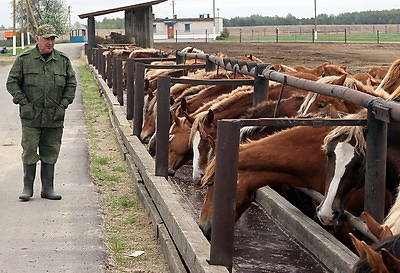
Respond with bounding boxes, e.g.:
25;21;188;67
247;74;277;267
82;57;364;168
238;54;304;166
171;163;332;273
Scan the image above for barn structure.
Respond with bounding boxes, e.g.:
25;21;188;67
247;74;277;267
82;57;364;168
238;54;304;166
78;0;167;48
153;14;223;40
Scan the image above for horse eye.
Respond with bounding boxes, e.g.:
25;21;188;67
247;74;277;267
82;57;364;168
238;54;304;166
318;103;325;109
169;134;175;142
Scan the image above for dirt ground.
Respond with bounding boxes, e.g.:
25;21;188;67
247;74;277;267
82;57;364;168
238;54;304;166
155;42;400;74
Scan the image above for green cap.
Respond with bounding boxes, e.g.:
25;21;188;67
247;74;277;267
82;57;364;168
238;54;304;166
36;24;58;38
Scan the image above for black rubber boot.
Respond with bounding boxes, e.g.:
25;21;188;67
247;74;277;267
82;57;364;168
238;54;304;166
19;163;37;201
40;162;62;200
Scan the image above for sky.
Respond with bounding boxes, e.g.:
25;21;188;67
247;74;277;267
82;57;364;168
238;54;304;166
1;0;399;29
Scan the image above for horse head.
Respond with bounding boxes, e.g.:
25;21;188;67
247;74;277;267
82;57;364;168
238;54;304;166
140;97;157;144
167;110;194;176
198;157;217;240
316;122;366;226
191;109;216;184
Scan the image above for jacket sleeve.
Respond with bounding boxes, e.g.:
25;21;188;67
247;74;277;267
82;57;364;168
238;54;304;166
6;57;29;105
59;57;77;108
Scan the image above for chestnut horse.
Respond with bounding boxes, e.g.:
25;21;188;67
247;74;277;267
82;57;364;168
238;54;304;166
294;61;331;77
140;70;232;143
198;125;333;239
374;58;400;96
316;109;400;226
190;86;254;183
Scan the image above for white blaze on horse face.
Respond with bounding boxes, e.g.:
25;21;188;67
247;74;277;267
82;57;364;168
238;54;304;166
318;141;355;225
192;130;202;183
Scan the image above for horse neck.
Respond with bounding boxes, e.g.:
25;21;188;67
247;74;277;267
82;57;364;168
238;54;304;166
211;92;253;120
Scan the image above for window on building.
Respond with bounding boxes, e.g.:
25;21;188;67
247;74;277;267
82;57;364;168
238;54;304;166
153;23;157;33
184;23;191;32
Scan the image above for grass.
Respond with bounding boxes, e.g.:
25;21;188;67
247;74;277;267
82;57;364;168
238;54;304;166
79;63;169;272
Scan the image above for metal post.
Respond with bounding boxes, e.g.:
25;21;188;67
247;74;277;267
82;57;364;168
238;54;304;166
253;65;268;106
93;48;98;69
126;59;135;120
112;56;118;96
133;62;145;137
116;57;124;105
97;48;104;77
106;54;113;88
205;55;216;72
155;76;171;178
112;56;119;96
175;51;184;64
87;16;96;48
210;120;240;272
87;47;93;65
364;106;388;223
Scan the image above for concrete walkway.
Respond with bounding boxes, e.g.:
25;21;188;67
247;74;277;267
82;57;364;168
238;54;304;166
0;43;107;273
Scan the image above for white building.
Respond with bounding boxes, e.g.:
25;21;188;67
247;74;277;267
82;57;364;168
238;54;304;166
153;14;223;41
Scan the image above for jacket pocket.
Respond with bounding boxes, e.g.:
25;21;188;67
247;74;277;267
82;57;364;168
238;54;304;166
53;105;66;121
23;68;40;87
54;71;67;88
20;104;35;120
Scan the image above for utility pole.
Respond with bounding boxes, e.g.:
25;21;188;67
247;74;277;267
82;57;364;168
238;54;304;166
171;0;175;18
213;0;216;35
13;0;16;55
314;0;318;40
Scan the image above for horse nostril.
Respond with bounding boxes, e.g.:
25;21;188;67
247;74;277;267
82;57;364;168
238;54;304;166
333;210;343;221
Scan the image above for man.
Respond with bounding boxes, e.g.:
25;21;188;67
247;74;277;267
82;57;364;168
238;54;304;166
6;24;77;201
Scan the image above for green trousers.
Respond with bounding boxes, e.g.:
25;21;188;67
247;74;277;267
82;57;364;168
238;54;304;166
21;126;63;165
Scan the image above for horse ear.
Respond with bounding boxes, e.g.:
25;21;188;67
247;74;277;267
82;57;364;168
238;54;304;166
382;248;400;273
171;110;180;126
184;112;195;125
363;240;386;271
349;233;367;257
179;98;188;114
362;211;393;241
331;74;347;86
206;110;215;126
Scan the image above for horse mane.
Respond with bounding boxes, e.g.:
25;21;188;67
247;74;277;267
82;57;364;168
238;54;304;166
128;48;162;58
386;84;400;101
299;75;390;115
322;109;367;155
201;156;216;187
208;86;253;114
181;47;205;54
376;58;400;93
241;94;305;119
189;86;253;142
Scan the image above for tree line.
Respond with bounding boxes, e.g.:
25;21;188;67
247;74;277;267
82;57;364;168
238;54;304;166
92;9;400;29
224;9;400;26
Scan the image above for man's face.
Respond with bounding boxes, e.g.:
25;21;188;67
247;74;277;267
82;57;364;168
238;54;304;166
36;36;55;54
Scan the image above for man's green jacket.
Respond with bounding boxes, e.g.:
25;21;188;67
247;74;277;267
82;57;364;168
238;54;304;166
6;46;77;128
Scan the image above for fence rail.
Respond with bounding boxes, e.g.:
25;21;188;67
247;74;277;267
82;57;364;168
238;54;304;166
86;45;400;272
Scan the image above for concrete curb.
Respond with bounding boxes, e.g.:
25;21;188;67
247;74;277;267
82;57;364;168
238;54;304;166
88;65;228;273
88;64;357;272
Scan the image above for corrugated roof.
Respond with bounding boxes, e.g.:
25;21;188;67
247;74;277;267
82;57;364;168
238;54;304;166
78;0;167;19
